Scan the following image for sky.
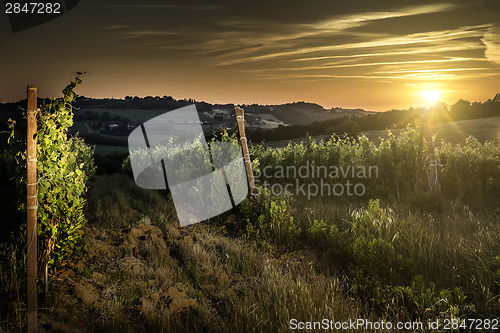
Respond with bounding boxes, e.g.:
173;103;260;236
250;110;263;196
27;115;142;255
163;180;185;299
1;0;499;111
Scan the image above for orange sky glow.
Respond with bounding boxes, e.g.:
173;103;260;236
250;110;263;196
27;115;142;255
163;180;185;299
1;0;499;111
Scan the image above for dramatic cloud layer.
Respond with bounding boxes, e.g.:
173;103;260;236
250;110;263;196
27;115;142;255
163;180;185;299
482;25;500;65
0;0;499;110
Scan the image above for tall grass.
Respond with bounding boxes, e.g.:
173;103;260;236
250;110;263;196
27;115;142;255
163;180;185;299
0;242;25;332
241;190;500;323
86;174;176;229
241;129;500;322
82;178;375;332
2;127;499;331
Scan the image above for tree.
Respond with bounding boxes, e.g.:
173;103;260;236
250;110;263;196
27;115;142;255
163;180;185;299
450;99;471;120
325;119;361;136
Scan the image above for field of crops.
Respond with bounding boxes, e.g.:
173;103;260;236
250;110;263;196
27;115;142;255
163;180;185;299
363;116;500;145
264;116;500;148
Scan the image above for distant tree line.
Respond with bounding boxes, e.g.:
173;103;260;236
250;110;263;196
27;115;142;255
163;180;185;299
247;94;500;142
448;94;500;120
2;93;499;144
74;95;215;111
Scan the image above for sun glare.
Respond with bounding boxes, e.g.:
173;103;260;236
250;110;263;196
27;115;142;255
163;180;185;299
423;90;440;105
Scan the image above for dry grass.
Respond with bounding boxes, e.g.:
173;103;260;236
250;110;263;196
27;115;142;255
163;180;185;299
23;175;376;332
33;217;375;332
4;173;498;332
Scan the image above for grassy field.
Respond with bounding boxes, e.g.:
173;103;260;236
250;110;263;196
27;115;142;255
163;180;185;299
77;108;213;123
363;116;500;145
262;117;500;148
1;175;376;332
80;113;500;156
85;116;500;157
3;76;499;331
2;171;497;331
2;126;500;331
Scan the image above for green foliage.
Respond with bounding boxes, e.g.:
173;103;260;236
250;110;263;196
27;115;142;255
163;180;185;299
339;201;470;320
241;179;499;321
391;276;470;320
438;137;500;207
325;119;361;136
122;129;258;208
251;125;500;208
241;188;301;247
9;75;96;269
242;125;500;323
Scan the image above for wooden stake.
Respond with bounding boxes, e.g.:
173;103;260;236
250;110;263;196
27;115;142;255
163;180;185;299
235;107;255;196
424;129;441;192
306;132;310;152
26;84;38;332
415;118;424;191
44;263;48;294
421;112;441;192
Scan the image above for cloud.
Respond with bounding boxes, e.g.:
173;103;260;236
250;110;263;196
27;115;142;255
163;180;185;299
244;57;486;72
102;25;129;30
214;24;489;66
481;25;500;65
95;1;498;86
105;30;180;40
309;3;457;32
116;3;461;62
205;3;459;62
291;44;484;62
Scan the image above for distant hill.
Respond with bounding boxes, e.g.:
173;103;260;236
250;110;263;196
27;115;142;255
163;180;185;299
242;101;374;125
69;97;374;126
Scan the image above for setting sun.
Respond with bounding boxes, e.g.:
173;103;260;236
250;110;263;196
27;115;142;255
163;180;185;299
423;90;441;105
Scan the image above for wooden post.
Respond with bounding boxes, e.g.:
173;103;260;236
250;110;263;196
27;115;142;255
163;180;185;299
424;125;441;192
420;108;442;192
415;117;424;191
26;84;38;332
306;132;310;152
235;107;256;196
